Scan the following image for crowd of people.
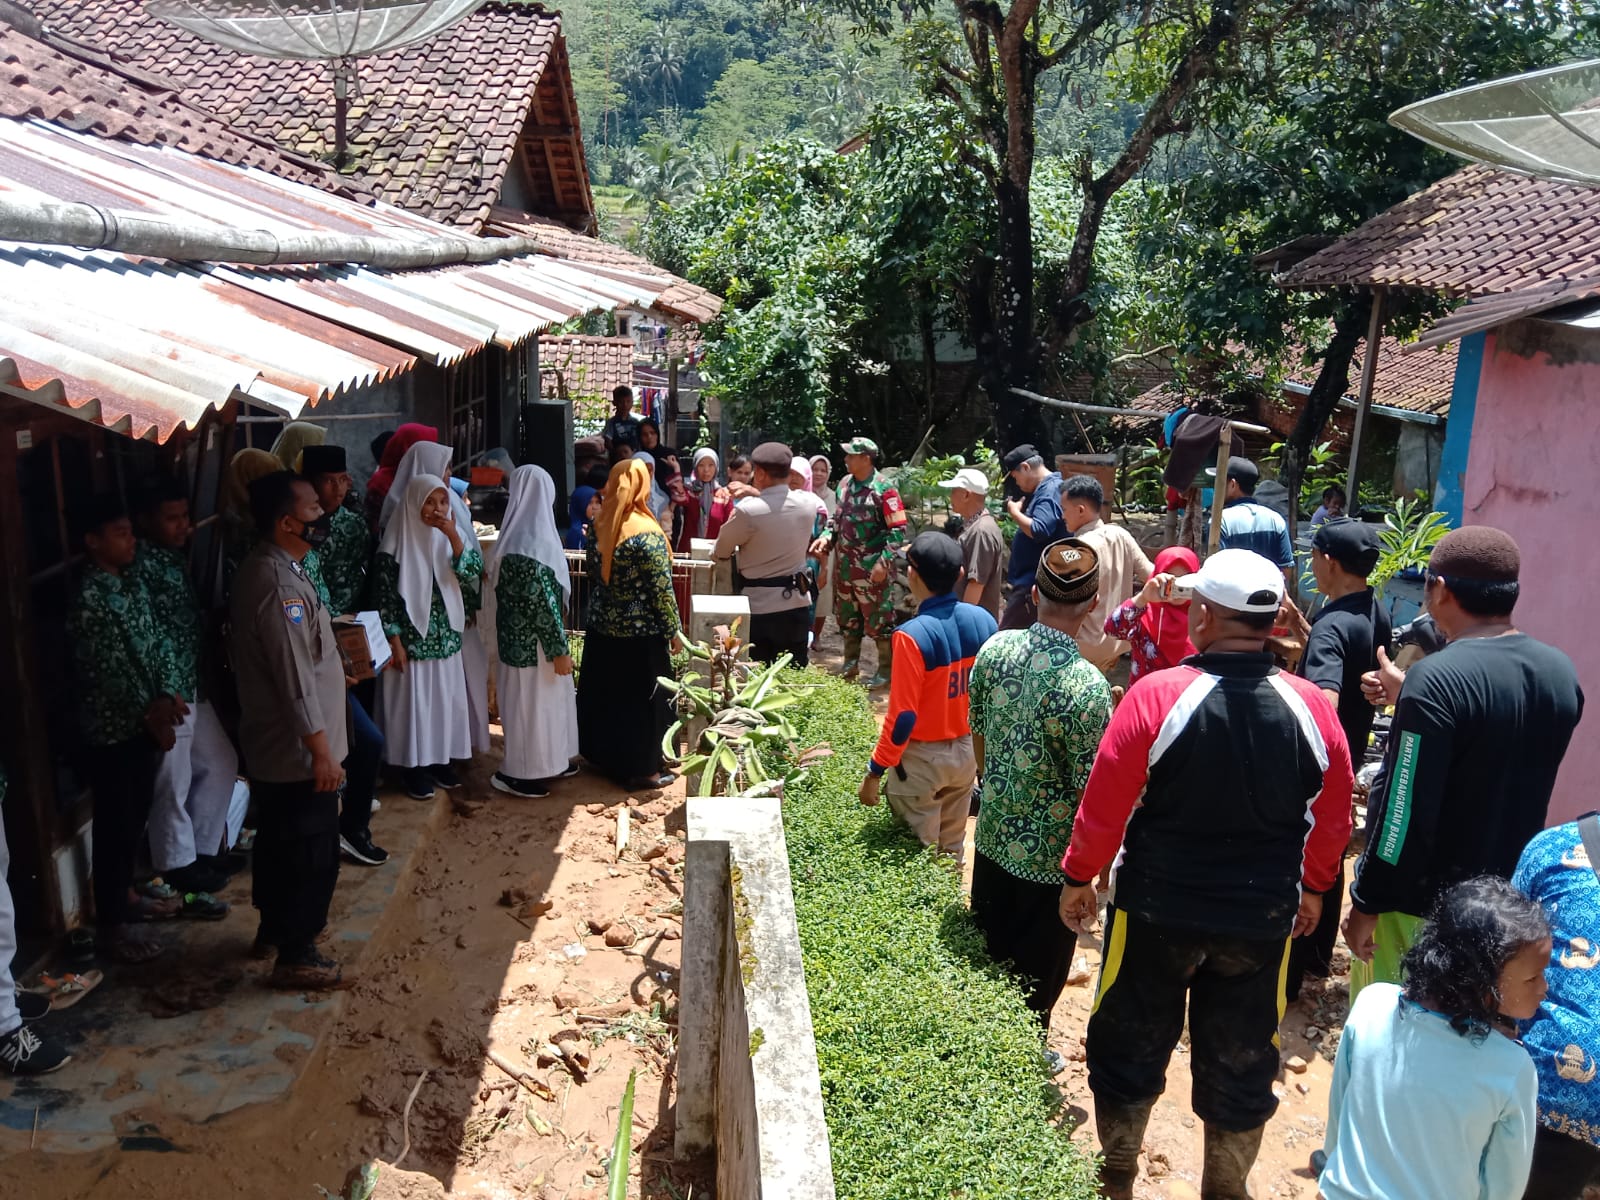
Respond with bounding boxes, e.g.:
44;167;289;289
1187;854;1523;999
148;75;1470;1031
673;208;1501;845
0;408;1595;1200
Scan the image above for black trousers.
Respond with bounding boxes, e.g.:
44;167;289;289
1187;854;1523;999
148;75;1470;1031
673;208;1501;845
85;737;162;931
1286;858;1344;1003
341;692;383;840
999;588;1037;631
1524;1126;1600;1199
1087;906;1290;1131
251;780;340;959
970;852;1077;1030
748;607;810;668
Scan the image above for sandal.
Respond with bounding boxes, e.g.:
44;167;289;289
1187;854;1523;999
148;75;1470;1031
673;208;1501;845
25;970;104;1011
107;931;164;965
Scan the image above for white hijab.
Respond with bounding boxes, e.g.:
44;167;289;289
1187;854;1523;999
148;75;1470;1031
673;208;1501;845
632;451;671;523
489;465;570;599
379;441;482;556
378;473;465;639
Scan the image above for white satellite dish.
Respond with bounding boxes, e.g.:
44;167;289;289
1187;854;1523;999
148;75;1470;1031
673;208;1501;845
1390;60;1600;187
146;0;486;167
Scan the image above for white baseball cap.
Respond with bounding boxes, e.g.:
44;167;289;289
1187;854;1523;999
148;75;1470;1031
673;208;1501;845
1174;548;1284;614
937;467;991;495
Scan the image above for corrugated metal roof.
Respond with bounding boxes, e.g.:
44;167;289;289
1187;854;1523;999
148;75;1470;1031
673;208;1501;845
0;118;652;440
1411;276;1600;350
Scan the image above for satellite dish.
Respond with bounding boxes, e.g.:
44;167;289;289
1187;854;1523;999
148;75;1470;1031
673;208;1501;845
1390;60;1600;187
146;0;486;168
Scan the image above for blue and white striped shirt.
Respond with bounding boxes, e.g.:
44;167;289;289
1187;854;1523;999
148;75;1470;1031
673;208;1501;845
1219;498;1294;568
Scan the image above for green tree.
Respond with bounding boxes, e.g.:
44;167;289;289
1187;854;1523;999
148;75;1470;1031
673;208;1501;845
1145;0;1595;526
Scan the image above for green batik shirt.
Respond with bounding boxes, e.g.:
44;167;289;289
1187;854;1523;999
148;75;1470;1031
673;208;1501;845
969;624;1112;884
495;555;570;668
228;527;332;608
826;470;909;570
318;506;371;616
66;566;169;746
371;547;484;661
130;541;200;702
586;533;679;639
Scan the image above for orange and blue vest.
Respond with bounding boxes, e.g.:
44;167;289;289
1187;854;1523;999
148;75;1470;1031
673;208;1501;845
869;593;998;775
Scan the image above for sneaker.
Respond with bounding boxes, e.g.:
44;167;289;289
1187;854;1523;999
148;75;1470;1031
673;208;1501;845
554;762;581;780
1043;1049;1068;1076
0;1025;71;1075
165;861;230;895
429;763;463;790
1310;1149;1328;1175
340;830;389;866
179;891;229;921
404;768;437;801
268;950;349;991
15;991;50;1023
492;772;549;799
866;672;891;690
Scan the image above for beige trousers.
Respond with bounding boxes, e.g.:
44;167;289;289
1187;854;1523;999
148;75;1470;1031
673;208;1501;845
884;735;977;863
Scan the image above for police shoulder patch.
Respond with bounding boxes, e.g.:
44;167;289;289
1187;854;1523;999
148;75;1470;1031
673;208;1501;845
283;600;306;626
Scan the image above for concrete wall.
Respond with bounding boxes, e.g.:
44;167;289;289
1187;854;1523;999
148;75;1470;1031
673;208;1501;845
679;798;835;1199
1462;323;1598;825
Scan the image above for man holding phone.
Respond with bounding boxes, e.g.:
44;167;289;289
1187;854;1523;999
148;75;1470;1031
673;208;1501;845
1000;444;1066;630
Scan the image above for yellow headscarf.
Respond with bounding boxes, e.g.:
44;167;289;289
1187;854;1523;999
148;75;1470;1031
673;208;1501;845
269;421;327;472
220;448;283;523
597;458;667;583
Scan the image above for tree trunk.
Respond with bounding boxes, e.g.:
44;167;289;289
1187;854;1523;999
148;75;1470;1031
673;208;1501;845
1278;302;1368;543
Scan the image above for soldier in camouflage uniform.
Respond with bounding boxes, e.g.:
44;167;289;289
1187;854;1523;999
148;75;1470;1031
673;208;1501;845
810;437;908;688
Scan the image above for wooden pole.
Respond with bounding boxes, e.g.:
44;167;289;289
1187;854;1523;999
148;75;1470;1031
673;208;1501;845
667;355;681;441
1346;289;1386;502
1206;422;1234;558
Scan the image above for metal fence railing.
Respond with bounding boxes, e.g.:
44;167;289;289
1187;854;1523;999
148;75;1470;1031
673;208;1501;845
563;549;716;635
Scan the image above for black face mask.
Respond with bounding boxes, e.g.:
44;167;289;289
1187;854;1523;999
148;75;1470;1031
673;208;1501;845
296;513;334;549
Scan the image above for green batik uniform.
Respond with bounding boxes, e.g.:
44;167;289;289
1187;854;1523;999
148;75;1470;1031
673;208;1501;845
494;556;570;666
371;547;484;661
227;526;331;608
823;469;908;640
130;542;201;702
968;625;1111;882
66;566;170;746
586;535;680;639
317;506;371;616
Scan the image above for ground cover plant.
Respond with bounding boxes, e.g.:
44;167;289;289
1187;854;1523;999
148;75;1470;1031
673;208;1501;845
782;673;1098;1199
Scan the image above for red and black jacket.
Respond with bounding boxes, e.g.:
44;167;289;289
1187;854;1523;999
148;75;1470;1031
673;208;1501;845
1062;651;1353;940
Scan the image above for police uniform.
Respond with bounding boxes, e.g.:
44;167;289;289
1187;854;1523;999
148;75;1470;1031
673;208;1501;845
819;437;907;685
229;541;348;962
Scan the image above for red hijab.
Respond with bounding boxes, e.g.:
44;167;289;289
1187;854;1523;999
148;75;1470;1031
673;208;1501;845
1141;546;1200;669
365;423;437;529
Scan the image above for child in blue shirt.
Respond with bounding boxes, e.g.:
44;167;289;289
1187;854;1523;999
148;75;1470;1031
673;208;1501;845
1321;876;1550;1200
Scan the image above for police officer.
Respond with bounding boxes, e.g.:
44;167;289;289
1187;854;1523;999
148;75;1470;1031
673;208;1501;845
810;436;908;688
230;471;351;991
713;441;818;667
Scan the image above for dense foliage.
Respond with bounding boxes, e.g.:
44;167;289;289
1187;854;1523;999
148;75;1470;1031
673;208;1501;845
782;674;1098;1199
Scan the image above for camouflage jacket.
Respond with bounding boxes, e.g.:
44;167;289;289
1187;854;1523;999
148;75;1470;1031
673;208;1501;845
825;470;908;570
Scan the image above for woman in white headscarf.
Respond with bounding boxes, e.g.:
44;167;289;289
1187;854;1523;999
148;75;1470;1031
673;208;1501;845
678;447;733;552
379;440;493;758
484;465;579;797
371;474;481;801
809;454;838;643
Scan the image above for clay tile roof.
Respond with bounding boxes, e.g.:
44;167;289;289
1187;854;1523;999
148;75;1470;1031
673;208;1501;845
30;0;593;233
0;16;341;192
490;206;724;325
1277;164;1600;298
1131;335;1457;422
538;333;635;402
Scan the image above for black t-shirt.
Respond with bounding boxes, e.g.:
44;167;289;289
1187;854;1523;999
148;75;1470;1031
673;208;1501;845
1300;589;1391;760
1352;633;1585;918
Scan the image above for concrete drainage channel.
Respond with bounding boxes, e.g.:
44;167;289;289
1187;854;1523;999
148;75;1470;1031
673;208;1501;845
678;797;837;1199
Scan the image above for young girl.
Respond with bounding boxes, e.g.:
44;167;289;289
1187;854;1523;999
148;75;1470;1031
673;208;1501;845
1320;876;1549;1200
1103;546;1199;682
373;475;481;801
487;466;578;799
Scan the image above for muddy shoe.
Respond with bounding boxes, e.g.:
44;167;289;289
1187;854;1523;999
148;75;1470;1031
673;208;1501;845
1201;1122;1264;1200
0;1025;71;1075
268;950;350;991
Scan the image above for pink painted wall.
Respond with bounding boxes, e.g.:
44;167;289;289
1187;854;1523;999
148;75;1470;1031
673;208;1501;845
1462;330;1598;825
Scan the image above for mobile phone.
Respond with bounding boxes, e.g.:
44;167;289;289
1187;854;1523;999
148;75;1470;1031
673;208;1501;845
1164;580;1193;602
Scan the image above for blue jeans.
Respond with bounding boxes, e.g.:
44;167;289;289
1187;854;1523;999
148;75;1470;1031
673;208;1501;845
341;692;383;840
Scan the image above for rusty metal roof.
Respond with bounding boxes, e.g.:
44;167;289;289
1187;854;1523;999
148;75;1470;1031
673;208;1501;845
0;117;655;441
